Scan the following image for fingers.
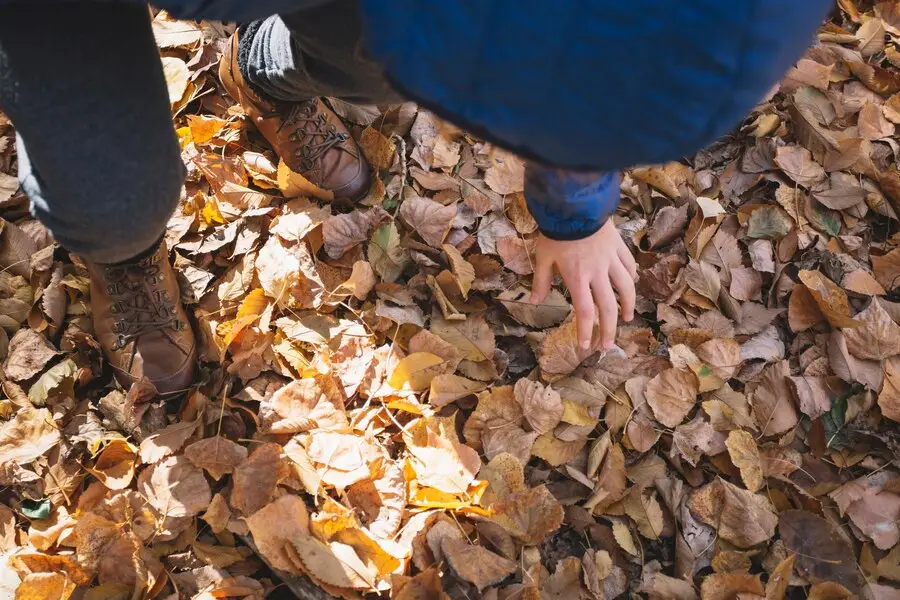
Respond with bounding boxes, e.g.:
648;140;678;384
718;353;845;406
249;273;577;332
569;282;596;350
617;244;637;280
530;250;553;305
591;276;618;349
610;261;636;322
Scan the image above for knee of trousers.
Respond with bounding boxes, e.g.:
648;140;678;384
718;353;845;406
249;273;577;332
19;136;187;264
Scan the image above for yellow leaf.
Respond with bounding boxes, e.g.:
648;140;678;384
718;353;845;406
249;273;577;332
187;114;229;145
611;519;639;556
389;352;446;391
277;159;334;201
223;288;268;348
86;438;137;491
725;430;764;493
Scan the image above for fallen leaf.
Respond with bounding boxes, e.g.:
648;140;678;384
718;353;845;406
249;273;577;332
842;298;900;359
645;368;699;428
499;285;570;328
4;329;58;382
389;352;446;391
441;538;516;592
184;435;248;480
137;455;211;518
230;443;288;515
246;494;310;572
775;145;827;187
399;196;456;247
88;438;137;491
514;378;563;434
689;478;777;548
798;270;858;328
779;510;859;591
138;419;197;464
490;485;564;545
725;430;763;492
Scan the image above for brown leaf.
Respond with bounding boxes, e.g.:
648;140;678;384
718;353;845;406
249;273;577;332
779;510;859;591
750;361;799;436
648;204;690;249
842;299;900;360
700;573;763;600
184;435;248;480
847;488;900;550
4;329;58;382
496;235;534;275
514;378;563;435
489;485;564;545
499;285;570;328
399;196;456;247
137;455;211;518
322;207;388;259
842;269;886;296
673;416;727;466
775;145;827;187
729;267;762;302
646;368;699;428
431;314;495;362
359;127;395;170
246;494;310;572
798;270;857;328
860;101;896;139
880;356;900;422
429;374;487;407
14;572;76;600
230;442;288;515
875;248;900;292
538;318;607;379
689;478;777;548
138;419;197;464
441;538;516;592
684;260;721;302
788;283;826;332
443;243;475;298
788;376;835;420
725;430;763;492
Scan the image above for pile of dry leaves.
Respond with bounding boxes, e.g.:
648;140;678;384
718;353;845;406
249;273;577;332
4;2;900;599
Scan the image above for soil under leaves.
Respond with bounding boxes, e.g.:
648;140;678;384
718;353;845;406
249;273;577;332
3;3;900;599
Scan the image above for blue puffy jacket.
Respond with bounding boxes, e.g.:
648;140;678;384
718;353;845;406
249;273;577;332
104;0;836;238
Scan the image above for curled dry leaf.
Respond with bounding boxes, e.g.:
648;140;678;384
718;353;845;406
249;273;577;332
261;375;348;434
404;415;481;495
4;329;58;382
538;318;607;379
138;419;197;464
0;406;60;466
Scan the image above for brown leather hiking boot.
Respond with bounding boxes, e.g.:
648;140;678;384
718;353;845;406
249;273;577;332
219;33;371;202
87;242;196;397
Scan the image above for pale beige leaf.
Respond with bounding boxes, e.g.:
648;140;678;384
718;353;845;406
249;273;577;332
499;285;570;328
689;478;777;548
842;298;900;360
514;378;563;434
137;455;212;518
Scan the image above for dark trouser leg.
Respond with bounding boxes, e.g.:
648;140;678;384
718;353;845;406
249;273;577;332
239;0;401;104
0;3;185;264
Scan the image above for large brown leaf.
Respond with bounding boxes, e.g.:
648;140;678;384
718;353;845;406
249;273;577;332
779;510;859;592
842;298;900;360
689;478;777;548
645;368;699;428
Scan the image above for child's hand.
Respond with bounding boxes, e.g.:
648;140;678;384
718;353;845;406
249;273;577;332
530;219;637;350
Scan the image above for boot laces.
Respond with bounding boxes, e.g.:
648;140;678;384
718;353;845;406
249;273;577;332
103;253;186;351
262;100;351;173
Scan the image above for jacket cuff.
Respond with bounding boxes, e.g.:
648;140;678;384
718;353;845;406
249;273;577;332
524;163;620;241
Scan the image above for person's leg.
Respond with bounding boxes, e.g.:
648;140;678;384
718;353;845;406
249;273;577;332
219;0;401;202
0;3;195;395
240;0;400;105
0;2;185;264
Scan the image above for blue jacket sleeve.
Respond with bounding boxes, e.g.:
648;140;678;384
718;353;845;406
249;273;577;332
524;162;620;241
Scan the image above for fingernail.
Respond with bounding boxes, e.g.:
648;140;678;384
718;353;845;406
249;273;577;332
529;295;538;304
580;340;590;350
603;340;614;349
